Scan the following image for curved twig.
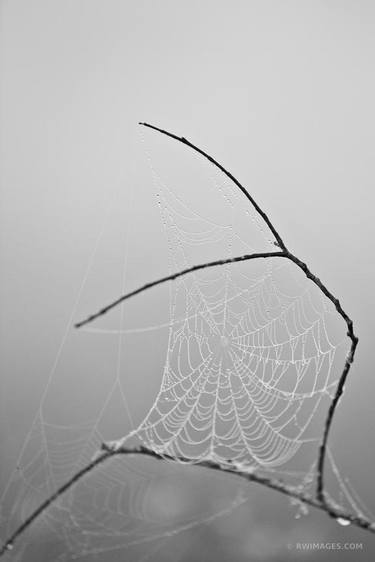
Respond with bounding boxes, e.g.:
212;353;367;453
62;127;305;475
139;122;287;251
1;443;373;556
75;251;285;328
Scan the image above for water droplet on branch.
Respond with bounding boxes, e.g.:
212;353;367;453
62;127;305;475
336;517;351;526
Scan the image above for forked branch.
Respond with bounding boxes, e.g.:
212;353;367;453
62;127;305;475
0;123;363;557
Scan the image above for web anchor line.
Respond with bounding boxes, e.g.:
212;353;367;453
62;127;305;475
0;123;362;557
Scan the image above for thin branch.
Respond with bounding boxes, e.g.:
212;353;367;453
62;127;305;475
1;444;373;556
284;253;359;504
106;444;374;532
139;122;287;251
75;251;285;328
0;449;113;557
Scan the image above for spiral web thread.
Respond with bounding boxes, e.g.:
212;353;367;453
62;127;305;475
0;133;371;560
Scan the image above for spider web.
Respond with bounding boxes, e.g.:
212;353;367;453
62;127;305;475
0;130;371;561
127;187;341;473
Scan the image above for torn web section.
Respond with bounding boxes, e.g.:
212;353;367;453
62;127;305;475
0;181;247;562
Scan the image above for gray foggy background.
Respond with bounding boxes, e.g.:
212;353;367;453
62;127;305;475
1;1;375;561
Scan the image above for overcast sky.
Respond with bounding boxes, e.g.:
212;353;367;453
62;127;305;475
1;2;375;561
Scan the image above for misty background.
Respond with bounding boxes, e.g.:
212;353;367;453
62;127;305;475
1;1;375;561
